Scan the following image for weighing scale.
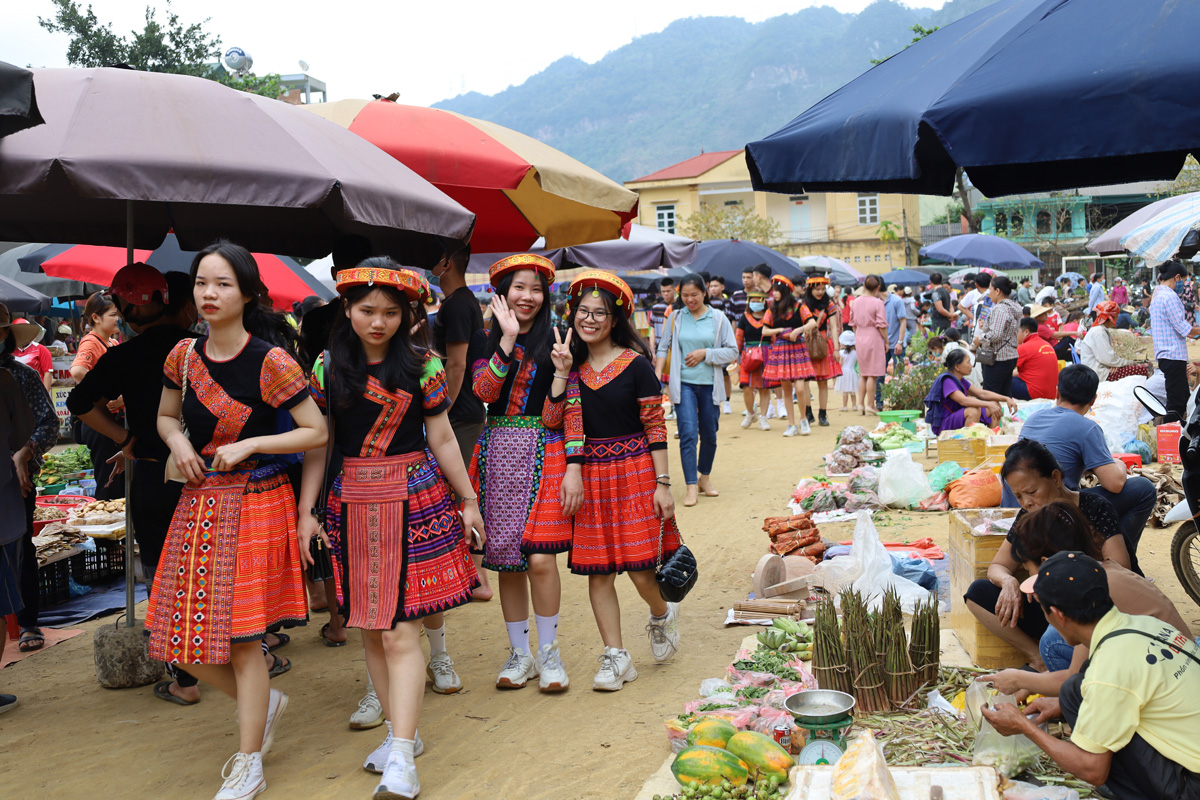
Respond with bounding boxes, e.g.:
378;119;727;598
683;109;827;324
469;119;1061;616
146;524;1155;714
783;689;856;766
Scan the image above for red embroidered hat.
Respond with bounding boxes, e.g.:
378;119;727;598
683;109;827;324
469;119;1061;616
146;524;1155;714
567;269;635;317
806;275;829;286
110;262;169;304
489;253;556;289
771;274;795;293
335;266;433;304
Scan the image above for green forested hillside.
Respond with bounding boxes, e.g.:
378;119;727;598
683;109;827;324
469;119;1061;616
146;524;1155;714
435;0;998;182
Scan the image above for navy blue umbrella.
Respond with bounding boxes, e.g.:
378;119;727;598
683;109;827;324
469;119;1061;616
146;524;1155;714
671;239;801;285
878;269;930;288
920;234;1043;270
746;0;1200;197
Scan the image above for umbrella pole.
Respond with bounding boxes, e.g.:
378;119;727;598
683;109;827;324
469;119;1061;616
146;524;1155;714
123;200;135;628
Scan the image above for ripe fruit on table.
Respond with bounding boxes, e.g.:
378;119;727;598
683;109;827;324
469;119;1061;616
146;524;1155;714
725;731;795;781
672;745;751;787
687;718;740;748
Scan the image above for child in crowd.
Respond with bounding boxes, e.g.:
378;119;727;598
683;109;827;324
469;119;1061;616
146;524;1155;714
834;329;858;412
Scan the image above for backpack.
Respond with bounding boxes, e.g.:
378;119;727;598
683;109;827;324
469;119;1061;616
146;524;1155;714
923;373;965;431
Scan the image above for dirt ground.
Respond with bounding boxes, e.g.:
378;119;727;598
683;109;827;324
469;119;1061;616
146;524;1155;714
2;403;1197;800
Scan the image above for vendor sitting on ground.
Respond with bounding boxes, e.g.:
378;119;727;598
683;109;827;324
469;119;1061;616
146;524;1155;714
981;551;1200;800
977;501;1191;700
965;439;1131;671
1077;300;1153;382
1003;364;1154;573
924;348;1016;435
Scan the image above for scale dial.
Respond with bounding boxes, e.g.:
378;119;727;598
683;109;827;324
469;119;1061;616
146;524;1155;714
797;739;843;766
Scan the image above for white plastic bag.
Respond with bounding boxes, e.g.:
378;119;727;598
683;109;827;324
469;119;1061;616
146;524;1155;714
1088;374;1147;453
699;678;733;697
1002;780;1080;800
1164;498;1193;525
926;689;962;720
877;450;934;509
814;512;931;614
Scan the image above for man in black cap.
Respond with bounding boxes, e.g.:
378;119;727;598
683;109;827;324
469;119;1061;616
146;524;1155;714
982;551;1200;800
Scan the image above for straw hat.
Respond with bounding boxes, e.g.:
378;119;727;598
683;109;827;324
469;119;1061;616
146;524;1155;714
0;304;43;349
1028;303;1053;319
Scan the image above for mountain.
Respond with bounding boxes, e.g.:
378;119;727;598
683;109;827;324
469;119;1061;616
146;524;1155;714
434;0;999;183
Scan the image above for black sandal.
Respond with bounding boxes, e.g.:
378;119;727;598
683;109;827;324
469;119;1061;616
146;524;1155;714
268;654;291;679
153;680;199;706
265;633;290;651
18;628;44;653
320;622;346;647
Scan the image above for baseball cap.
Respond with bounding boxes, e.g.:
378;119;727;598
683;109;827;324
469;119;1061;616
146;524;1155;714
110;262;169;304
1020;551;1109;612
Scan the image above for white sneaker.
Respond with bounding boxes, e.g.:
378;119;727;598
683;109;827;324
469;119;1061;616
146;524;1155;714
496;647;539;689
593;647;637;692
647;603;681;663
537;641;570;693
764;403;777;419
374;752;419;800
740;412;758;429
758;416;771;431
664;409;676;421
741;409;750;417
776;399;788;417
799;419;811;436
213;753;265;800
365;727;425;773
350;686;385;730
425;652;462;694
260;688;288;756
782;424;800;437
722;401;732;415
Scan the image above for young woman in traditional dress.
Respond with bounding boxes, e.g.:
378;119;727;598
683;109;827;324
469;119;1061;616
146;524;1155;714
736;290;777;431
550;270;682;692
297;260;483;800
148;242;327;800
796;275;842;427
762;275;816;437
468;254;573;691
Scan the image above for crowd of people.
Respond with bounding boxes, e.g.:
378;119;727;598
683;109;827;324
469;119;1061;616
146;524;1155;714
0;242;690;800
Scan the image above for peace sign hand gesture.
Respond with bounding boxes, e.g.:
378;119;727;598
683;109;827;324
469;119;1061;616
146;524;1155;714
491;295;520;341
551;327;574;375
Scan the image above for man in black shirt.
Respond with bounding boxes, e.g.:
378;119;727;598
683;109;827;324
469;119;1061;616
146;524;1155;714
929;272;955;332
430;244;490;603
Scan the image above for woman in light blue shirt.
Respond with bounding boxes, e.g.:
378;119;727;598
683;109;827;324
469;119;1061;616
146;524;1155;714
655;274;738;507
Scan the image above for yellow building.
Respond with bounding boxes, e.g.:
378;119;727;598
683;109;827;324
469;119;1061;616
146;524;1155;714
625;150;922;274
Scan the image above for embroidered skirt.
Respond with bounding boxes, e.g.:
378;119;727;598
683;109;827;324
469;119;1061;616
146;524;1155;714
147;464;307;665
808;335;843;381
569;433;681;576
763;339;816;382
469;416;571;571
333;453;478;629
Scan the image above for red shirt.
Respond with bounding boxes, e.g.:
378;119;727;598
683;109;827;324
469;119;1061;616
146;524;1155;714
1016;336;1059;399
14;342;52;377
1037;323;1058;345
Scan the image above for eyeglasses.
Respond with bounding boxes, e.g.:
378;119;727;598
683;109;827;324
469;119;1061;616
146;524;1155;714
575;308;611;322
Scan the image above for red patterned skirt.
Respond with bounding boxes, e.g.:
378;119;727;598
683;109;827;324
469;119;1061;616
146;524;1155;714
569;433;681;575
147;463;307;665
468;416;572;571
332;452;478;629
1106;364;1152;381
808;335;843;381
763;339;816;382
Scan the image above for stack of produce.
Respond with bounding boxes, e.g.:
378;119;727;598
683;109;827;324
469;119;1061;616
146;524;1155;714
824;425;878;473
762;513;824;560
34;445;91;487
33;506;69;522
908;594;940;687
812;594;852;695
870;422;919;450
668;726;794;800
790;477;882;514
31;524;88;565
840;589;890;714
755;618;812;659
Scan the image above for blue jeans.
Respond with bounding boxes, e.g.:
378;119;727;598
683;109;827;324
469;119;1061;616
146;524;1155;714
676;381;720;485
1039;626;1076;672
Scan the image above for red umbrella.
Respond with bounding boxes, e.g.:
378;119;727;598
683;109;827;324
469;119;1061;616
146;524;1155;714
32;235;332;310
304;100;638;251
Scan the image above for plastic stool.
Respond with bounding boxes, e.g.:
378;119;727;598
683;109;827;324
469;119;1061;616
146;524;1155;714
5;613;18;642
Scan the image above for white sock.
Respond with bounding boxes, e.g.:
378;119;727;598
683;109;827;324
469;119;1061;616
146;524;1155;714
392;738;415;761
535;614;559;648
505;619;530;654
425;623;446;656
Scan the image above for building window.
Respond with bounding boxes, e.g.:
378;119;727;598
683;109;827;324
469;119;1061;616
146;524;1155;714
1011;212;1024;235
656;205;675;235
1058;210;1072;233
994;212;1008;234
857;194;879;225
789;195;809;202
1036;210;1052;234
724;200;742;207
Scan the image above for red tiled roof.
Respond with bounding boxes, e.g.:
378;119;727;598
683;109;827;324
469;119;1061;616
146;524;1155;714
629;150;743;183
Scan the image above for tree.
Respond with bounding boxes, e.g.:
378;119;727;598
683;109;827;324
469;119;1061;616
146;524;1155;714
870;24;940;65
679;203;782;247
38;0;282;98
931;200;985;228
877;219;900;267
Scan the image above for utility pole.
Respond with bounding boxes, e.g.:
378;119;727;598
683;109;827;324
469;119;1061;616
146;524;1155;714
902;208;912;266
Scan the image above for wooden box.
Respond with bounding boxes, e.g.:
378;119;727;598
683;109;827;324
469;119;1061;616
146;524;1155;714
948;508;1026;669
937;436;986;468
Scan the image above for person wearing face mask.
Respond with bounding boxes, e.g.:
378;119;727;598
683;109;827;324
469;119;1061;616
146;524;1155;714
736;290;777;430
797;276;842;427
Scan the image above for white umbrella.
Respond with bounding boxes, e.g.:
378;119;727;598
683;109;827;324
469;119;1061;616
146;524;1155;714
1087;191;1200;255
1121;195;1200;267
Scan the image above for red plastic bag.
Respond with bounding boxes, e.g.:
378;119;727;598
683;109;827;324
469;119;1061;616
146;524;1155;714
947;467;1002;508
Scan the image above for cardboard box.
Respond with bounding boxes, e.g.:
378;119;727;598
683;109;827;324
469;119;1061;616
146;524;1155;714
937;436;986;469
1157;423;1182;464
948;508;1026;669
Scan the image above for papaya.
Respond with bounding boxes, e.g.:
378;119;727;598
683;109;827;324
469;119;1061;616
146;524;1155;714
725;730;795;782
671;745;751;787
686;717;739;748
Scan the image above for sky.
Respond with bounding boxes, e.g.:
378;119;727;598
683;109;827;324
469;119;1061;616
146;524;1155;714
3;0;947;107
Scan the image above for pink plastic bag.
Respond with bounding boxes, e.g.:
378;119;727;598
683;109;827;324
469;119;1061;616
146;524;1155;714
698;705;760;730
750;705;792;734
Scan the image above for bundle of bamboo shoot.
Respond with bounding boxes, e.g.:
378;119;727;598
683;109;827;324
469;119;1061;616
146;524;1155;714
763;513;825;560
841;589;890;713
908;594;941;687
813;594;852;695
879;588;917;709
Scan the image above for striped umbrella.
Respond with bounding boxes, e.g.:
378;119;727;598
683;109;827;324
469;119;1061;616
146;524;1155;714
302;99;638;252
1121;195;1200;267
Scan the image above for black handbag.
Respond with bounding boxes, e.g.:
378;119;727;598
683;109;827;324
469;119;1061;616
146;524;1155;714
655;519;698;603
307;351;338;583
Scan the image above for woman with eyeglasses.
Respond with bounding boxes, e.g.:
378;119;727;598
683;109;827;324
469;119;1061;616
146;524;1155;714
550;271;683;692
